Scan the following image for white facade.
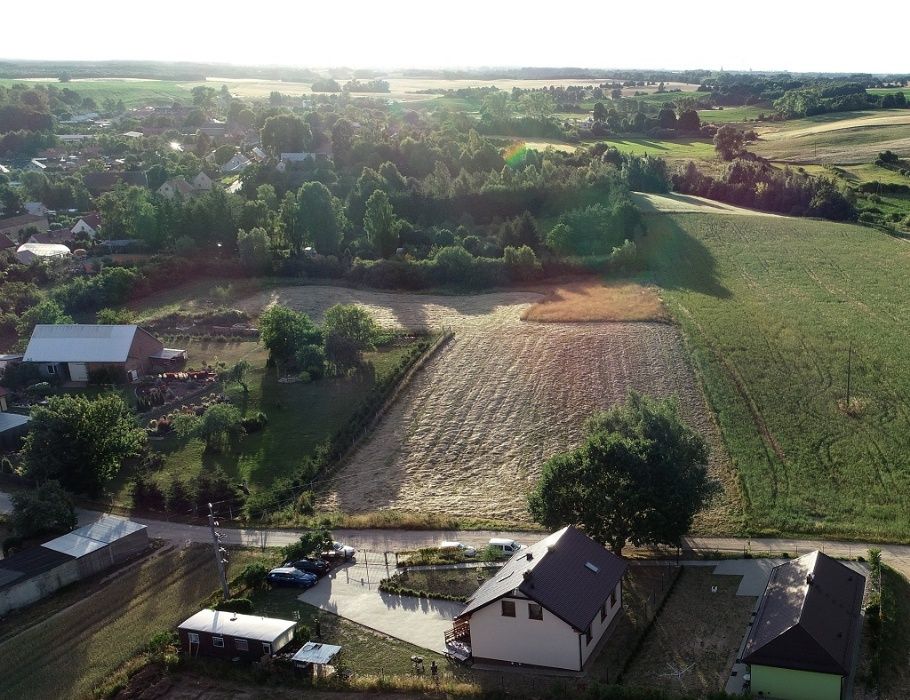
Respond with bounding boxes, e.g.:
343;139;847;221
468;580;622;670
191;171;214;191
71;218;98;238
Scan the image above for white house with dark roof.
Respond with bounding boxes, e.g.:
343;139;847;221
447;526;627;670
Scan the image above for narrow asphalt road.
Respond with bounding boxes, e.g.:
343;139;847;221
2;492;908;577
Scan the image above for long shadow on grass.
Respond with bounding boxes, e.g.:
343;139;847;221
640;215;731;299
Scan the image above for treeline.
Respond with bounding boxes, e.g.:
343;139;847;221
0;60;320;82
774;83;907;118
673;159;856;221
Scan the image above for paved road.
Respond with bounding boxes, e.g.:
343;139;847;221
2;492;908;577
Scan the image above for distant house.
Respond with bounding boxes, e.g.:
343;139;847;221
250;146;268;162
26;159;47;173
220;153;251;175
157;177;195;200
0;164;9;175
0;213;50;242
197;126;226;138
83;171;149;196
121;131;143;139
191;171;214;192
276;152;316;172
15;243;71;265
23;324;186;382
448;526;627;671
70;212;102;239
742;551;866;700
28;229;72;246
178;609;297;661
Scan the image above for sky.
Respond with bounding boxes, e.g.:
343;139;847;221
2;1;908;74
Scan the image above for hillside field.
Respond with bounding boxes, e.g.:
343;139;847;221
639;205;910;540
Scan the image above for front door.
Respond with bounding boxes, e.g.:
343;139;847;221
68;363;89;382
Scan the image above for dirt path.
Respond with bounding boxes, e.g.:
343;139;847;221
229;285;739;530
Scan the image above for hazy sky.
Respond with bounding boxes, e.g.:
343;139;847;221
3;1;907;74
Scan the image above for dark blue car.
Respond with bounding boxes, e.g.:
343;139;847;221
267;567;318;589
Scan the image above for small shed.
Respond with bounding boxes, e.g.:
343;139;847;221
0;412;30;448
42;514;148;578
178;609;297;661
292;642;342;676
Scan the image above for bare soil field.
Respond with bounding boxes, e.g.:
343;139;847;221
232;286;740;531
521;280;669;323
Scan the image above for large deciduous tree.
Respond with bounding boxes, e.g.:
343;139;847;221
296;181;345;255
23;394;146;496
258;304;323;368
714;124;745;161
322;304;378;374
527;392;715;555
363;189;398;258
260;114;312;157
10;481;76;539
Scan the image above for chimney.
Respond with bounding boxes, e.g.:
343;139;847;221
806;572;815;586
526;552;533;561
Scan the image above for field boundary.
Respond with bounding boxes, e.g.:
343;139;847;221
314;330;454;492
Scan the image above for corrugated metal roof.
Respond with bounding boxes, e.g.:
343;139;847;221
292;642;342;665
742;551;866;676
42;533;109;557
42;514;147;558
0;544;75;591
459;526;627;631
178;609;296;642
75;514;146;543
24;324;140;363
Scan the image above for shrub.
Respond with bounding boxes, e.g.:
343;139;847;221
503;245;541;281
215;597;254;613
240;411;268;433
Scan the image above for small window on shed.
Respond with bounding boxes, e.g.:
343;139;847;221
187;632;199;644
528;603;543;620
262;642;272;656
611;589;617;607
235;638;248;651
600;602;607;622
212;636;225;648
585;625;592;645
46;364;56;375
501;600;516;617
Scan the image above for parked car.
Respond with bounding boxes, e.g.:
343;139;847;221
287;558;330;577
488;538;523;555
267;567;318;589
440;541;476;557
323;541;356;560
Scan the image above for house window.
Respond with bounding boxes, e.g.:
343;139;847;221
501;600;516;617
187;632;199;644
528;603;543;620
611;589;617;607
600;602;607;622
46;364;56;375
212;637;225;648
585;625;592;645
261;642;272;656
235;638;248;652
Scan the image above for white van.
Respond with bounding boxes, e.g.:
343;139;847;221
488;538;522;555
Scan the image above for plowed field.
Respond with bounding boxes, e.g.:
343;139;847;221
236;286;739;530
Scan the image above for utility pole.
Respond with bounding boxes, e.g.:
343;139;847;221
208;502;230;599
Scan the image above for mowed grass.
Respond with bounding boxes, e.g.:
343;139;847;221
640;211;910;540
0;78;194;107
0;545;259;700
146;339;422;500
593;137;715;161
698;106;769;124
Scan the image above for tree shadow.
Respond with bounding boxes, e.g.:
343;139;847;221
639;215;732;300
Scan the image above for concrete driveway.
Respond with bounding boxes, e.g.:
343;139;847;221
299;557;465;654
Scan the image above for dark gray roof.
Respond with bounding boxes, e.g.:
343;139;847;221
0;544;75;591
458;526;627;631
83;171;148;194
743;551;866;676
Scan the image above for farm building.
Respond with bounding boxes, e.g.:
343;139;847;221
0;213;50;241
23;324;186;382
14;242;71;264
178;609;298;661
448;526;627;670
742;551;865;700
0;514;148;616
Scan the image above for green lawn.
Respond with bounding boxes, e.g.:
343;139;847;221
698;106;769;124
0;78;194;107
140;339;422;503
640;211;910;540
588;137;715;161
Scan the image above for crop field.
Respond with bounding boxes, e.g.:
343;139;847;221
593;136;715;161
697;106;769;124
639;207;910;540
0;545;254;700
227;286;740;530
752;110;910;163
0;78;194;106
